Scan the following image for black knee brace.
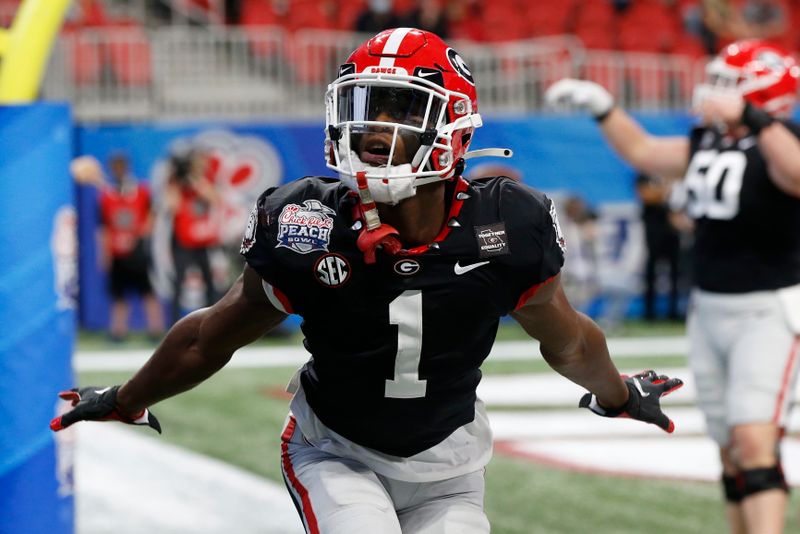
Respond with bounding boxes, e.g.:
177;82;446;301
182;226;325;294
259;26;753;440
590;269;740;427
722;474;743;503
739;466;789;498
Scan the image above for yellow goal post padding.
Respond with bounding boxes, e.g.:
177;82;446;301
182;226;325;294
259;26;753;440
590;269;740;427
0;0;72;103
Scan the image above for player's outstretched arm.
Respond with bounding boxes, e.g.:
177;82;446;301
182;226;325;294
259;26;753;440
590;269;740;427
544;78;690;178
510;274;682;433
51;264;287;432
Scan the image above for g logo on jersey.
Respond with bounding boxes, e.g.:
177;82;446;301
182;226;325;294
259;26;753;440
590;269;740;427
446;48;474;85
393;259;421;276
315;253;350;287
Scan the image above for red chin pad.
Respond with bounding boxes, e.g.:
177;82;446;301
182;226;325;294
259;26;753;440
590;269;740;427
357;223;401;264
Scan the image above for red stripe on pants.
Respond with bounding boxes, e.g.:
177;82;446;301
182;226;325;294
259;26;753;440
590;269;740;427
281;417;320;534
772;336;800;424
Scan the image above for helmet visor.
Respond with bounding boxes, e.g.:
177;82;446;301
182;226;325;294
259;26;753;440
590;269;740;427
335;84;445;130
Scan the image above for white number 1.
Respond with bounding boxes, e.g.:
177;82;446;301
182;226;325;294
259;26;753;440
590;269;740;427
385;290;427;399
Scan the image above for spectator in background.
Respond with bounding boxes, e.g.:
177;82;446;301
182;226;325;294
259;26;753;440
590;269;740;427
559;195;599;313
700;0;787;54
739;0;787;41
163;149;221;325
446;0;483;41
90;154;164;342
402;0;449;39
635;173;682;321
355;0;402;34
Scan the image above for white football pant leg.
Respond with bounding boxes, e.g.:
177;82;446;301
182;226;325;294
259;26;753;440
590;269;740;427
281;416;402;534
391;469;490;534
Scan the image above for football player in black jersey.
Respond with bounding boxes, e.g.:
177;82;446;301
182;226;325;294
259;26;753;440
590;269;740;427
547;40;800;534
51;28;681;533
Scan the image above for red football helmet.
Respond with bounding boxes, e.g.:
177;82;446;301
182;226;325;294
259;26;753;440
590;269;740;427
695;40;800;117
325;28;483;205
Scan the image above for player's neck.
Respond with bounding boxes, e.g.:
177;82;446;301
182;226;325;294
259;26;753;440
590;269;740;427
377;182;447;248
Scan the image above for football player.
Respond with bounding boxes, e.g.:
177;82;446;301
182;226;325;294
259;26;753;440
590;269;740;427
547;40;800;534
52;28;682;533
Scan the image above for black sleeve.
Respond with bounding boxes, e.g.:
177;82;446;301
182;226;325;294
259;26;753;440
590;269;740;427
240;186;280;284
498;179;565;303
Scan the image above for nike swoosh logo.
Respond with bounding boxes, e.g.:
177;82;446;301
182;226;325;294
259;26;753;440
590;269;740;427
632;378;650;398
454;260;490;275
418;71;437;78
94;387;112;395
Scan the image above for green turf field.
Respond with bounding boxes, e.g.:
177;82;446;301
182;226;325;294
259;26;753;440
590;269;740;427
77;322;800;534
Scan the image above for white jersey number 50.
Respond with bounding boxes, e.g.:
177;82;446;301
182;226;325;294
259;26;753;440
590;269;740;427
385;290;427;399
684;149;746;220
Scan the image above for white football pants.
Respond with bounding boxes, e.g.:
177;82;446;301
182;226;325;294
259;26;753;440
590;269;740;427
280;416;491;534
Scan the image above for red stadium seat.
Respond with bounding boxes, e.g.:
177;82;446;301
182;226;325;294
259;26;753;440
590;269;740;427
105;21;152;86
241;0;281;26
68;35;103;85
286;0;338;32
576;25;615;50
616;3;679;53
672;34;707;58
527;1;577;36
481;3;529;42
241;0;285;57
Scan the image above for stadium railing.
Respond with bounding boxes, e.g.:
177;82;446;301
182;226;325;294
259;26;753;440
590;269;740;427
41;27;708;122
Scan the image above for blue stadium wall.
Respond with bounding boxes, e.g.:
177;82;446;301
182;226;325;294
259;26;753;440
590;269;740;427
0;104;75;534
75;112;694;330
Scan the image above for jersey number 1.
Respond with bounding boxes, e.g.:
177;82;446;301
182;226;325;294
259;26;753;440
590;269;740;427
385;290;427;399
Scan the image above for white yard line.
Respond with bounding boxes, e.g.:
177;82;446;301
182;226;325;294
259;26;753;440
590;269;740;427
75;424;304;534
74;336;688;372
72;336;800;533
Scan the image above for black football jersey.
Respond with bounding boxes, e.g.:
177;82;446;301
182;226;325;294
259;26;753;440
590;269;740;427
686;123;800;293
242;176;564;457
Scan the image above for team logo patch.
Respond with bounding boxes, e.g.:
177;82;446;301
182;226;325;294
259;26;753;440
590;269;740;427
475;223;508;257
446;48;474;85
315;253;350;287
393;259;421;276
277;200;335;254
240;203;258;254
548;200;567;255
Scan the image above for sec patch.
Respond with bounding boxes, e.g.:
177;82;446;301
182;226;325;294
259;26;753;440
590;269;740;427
314;253;350;287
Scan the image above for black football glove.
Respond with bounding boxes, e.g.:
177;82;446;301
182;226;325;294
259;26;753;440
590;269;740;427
579;370;683;433
50;385;161;433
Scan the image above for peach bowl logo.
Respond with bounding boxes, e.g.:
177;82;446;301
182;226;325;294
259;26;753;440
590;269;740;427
277;200;336;254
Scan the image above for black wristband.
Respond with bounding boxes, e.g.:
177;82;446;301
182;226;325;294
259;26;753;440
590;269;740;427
741;101;775;135
594;106;614;123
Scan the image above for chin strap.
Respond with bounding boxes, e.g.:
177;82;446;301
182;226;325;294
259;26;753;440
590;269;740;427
354;171;401;264
463;148;514;160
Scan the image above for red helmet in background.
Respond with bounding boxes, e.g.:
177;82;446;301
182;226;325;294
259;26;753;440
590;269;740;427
325;28;483;205
696;40;800;117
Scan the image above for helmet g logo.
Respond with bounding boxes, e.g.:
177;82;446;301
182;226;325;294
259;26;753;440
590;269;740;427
447;48;474;85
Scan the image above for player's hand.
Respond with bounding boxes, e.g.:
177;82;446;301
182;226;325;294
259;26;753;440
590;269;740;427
693;91;745;130
579;370;683;433
544;78;614;118
70;156;106;188
50;385;161;433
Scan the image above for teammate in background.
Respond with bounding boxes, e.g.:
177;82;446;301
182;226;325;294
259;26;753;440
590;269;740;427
546;40;800;534
635;172;683;321
163;148;221;325
73;154;164;341
52;29;682;533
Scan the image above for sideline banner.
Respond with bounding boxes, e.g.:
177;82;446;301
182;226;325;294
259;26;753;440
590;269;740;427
74;113;693;329
0;103;76;534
